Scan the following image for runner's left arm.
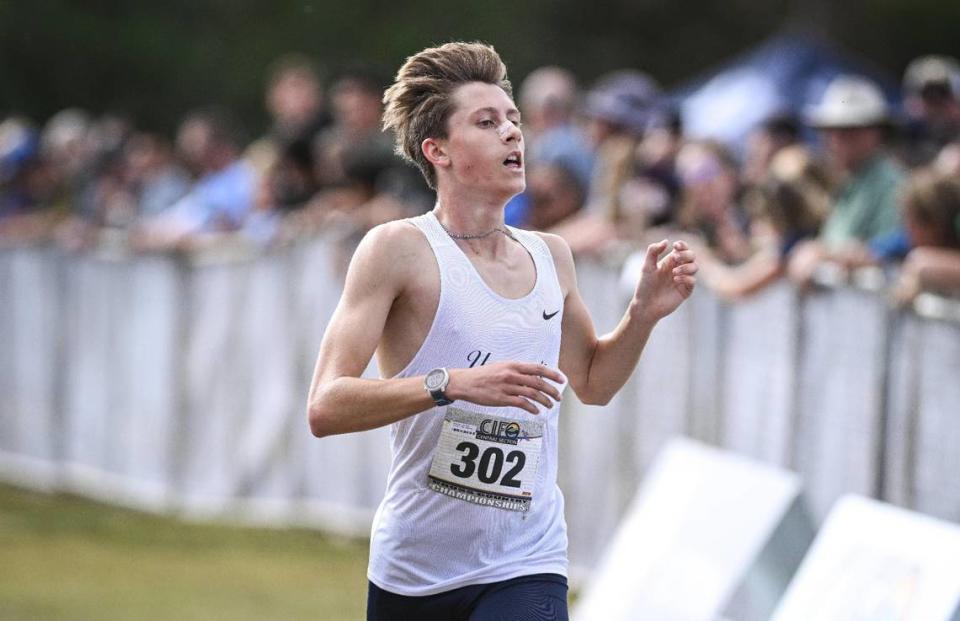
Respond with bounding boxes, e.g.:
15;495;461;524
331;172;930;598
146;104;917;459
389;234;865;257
540;234;697;406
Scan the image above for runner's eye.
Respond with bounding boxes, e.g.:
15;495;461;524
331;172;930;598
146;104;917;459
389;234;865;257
478;119;496;128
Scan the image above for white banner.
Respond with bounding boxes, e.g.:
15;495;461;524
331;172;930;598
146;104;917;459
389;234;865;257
772;495;960;621
574;438;810;621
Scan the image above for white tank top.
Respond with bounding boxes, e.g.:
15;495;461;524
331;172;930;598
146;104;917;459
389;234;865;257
367;210;568;596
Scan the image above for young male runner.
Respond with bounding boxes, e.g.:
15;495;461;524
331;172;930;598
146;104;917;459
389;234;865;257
307;42;698;620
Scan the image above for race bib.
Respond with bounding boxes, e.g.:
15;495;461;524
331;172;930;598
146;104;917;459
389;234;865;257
428;407;543;512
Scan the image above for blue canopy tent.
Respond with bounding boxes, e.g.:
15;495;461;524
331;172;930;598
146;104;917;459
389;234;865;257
671;33;902;151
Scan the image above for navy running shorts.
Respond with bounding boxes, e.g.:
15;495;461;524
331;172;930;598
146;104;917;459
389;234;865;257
367;572;569;620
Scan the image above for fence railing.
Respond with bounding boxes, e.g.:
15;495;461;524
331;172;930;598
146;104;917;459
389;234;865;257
1;238;958;573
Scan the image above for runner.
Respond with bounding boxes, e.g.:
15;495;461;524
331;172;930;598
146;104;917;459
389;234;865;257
306;41;698;621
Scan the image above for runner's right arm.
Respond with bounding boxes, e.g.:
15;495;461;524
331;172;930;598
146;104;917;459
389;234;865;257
306;222;563;438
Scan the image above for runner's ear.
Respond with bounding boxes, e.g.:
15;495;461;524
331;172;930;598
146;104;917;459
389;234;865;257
422;138;450;169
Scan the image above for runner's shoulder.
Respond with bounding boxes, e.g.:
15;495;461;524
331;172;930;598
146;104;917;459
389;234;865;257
352;218;431;282
532;231;576;274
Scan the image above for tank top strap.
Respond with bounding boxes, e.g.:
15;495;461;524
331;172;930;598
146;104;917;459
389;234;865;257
407;210;467;287
507;226;562;295
408;210;457;252
506;226;549;260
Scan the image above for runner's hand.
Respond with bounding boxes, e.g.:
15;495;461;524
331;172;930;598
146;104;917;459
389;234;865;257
633;239;698;323
447;362;565;414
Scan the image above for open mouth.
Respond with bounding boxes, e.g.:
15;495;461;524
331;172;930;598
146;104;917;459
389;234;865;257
503;152;523;169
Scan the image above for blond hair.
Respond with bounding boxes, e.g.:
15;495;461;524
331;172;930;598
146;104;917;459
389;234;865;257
382;42;512;189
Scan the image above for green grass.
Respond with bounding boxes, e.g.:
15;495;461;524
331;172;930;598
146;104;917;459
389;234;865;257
0;483;370;621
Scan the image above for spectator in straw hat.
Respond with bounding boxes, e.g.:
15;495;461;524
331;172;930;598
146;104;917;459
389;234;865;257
788;75;905;285
901;55;960;166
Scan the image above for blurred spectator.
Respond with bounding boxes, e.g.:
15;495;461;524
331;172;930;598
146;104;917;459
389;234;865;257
135;108;257;249
314;67;393;189
741;113;801;187
244;138;318;246
40;108;97;214
855;169;960;302
261;138;316;212
698;146;830;299
899;169;960;251
521;162;586;231
266;55;329;144
553;70;661;255
583;70;661;220
933;140;960;177
675;140;751;265
618;108;684;231
789;75;904;284
71;113;135;222
0;117;44;217
895;246;960;303
246;54;329;176
900;55;960;167
310;67;430;230
0;117;62;242
123;133;191;219
51;112;145;249
506;66;594;227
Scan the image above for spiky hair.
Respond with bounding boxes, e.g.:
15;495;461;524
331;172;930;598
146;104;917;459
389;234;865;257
382;42;512;189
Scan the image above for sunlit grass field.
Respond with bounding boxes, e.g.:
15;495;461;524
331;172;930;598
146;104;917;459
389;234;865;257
0;484;369;621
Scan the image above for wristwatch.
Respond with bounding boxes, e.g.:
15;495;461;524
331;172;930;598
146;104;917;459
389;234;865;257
424;367;453;406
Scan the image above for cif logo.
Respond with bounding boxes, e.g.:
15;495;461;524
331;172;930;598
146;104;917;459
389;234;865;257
479;419;521;439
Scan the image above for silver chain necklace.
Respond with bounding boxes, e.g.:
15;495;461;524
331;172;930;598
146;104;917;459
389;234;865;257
434;209;511;240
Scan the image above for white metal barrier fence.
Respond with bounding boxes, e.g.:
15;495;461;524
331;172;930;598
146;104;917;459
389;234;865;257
1;239;958;572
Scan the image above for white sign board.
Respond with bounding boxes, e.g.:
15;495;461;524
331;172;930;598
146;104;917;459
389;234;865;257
771;495;960;621
573;437;807;621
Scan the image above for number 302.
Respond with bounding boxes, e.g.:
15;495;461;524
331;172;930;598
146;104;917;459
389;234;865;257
450;442;525;488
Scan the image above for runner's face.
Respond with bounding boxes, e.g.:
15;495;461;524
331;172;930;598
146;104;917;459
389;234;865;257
441;82;525;198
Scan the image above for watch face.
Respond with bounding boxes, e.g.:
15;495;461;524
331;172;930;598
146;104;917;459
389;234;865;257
425;369;446;391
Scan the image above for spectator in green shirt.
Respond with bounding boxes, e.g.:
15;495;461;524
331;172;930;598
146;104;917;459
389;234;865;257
788;75;905;285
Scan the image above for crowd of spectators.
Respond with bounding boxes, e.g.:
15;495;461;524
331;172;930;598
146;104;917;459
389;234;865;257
2;52;960;304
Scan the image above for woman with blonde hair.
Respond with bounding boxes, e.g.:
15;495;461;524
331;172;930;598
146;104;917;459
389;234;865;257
696;145;831;299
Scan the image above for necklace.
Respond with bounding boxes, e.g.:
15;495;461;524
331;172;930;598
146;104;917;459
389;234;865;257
434;210;511;240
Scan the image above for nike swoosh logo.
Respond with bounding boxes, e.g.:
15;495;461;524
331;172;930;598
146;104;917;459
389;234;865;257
543;310;560;320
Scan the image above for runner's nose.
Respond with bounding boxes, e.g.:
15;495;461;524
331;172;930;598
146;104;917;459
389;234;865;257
497;120;521;143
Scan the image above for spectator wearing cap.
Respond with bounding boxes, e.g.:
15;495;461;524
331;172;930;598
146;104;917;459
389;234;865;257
583;70;661;219
553;70;661;255
789;75;905;284
901;55;960;167
615;108;684;232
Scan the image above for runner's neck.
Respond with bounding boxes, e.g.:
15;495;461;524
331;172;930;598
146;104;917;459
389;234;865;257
433;199;514;258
